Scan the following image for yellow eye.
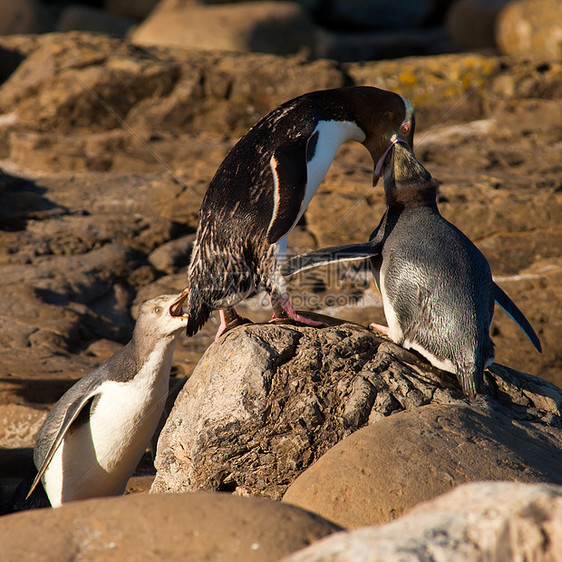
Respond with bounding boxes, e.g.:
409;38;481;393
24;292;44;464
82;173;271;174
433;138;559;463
154;306;162;314
400;122;410;135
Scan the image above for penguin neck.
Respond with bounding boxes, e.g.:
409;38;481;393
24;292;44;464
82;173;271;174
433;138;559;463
301;120;366;211
129;332;178;385
385;182;438;211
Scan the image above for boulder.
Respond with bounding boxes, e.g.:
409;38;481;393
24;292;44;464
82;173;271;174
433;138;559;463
0;492;342;561
131;1;316;56
282;481;562;561
0;32;344;138
147;233;195;274
56;5;134;38
152;321;562;505
0;0;43;36
282;402;562;528
496;0;562;60
445;0;510;50
105;0;160;21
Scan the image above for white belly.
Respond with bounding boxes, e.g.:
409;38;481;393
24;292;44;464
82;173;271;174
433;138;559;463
43;348;173;506
378;270;403;344
276;119;366;268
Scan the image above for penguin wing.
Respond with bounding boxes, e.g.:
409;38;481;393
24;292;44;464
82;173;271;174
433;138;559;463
266;137;309;244
493;282;542;353
281;241;381;277
26;382;102;499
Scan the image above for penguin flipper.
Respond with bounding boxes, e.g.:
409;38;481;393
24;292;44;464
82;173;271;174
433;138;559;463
266;138;309;244
27;389;100;500
493;282;542;353
281;242;380;277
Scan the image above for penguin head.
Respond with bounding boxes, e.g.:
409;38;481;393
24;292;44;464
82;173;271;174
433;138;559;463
382;142;438;208
359;91;415;187
135;289;190;338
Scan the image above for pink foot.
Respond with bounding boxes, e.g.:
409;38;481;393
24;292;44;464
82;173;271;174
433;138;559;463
215;308;252;340
369;322;389;334
272;294;323;327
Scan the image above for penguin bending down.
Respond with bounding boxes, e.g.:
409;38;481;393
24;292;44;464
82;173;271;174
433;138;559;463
4;292;189;513
282;143;541;397
170;86;415;339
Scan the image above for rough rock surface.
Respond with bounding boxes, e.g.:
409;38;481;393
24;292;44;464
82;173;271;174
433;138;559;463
0;30;560;506
0;491;342;561
282;481;562;561
152;321;562;502
496;0;562;60
283;401;562;528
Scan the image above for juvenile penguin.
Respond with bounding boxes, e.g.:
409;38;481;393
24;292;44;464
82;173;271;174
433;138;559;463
282;143;541;397
171;86;415;338
5;291;189;512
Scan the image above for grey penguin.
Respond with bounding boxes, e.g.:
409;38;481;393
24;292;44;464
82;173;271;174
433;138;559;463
281;142;542;397
169;86;415;339
4;290;189;512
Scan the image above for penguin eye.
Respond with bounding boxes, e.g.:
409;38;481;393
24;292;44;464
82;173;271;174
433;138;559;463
154;306;162;314
400;122;410;135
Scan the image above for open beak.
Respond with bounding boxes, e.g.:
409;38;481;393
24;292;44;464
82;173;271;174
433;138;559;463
373;138;411;187
169;286;189;318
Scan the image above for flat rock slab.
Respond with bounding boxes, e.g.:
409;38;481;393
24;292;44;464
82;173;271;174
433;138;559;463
283;402;562;528
152;321;562;505
0;491;341;561
283;481;562;561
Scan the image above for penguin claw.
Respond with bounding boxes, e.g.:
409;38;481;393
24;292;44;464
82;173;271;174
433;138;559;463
215;309;252;340
369;322;389;334
271;293;323;328
270;313;324;327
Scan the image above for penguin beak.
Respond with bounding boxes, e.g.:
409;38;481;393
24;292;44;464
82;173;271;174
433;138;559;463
373;139;410;187
169;287;189;318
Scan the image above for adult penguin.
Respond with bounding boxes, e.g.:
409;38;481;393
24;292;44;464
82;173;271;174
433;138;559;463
170;86;415;338
282;143;541;397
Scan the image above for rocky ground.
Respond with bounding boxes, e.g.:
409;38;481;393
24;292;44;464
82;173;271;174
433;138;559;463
0;25;560;561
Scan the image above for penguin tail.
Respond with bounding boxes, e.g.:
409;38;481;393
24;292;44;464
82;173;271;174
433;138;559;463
455;362;483;398
493;283;542;353
185;299;211;337
281;242;378;278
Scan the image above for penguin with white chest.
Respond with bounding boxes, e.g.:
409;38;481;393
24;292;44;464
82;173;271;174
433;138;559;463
171;86;415;339
4;291;189;512
282;143;542;397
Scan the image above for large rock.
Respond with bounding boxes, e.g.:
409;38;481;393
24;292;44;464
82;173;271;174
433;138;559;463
282;402;562;528
131;1;316;56
0;0;43;35
0;32;344;139
283;481;562;561
56;5;134;37
152;321;562;503
496;0;562;60
445;0;510;50
0;492;342;561
105;0;160;21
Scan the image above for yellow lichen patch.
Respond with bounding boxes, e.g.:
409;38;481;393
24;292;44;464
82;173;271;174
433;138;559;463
399;71;418;86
